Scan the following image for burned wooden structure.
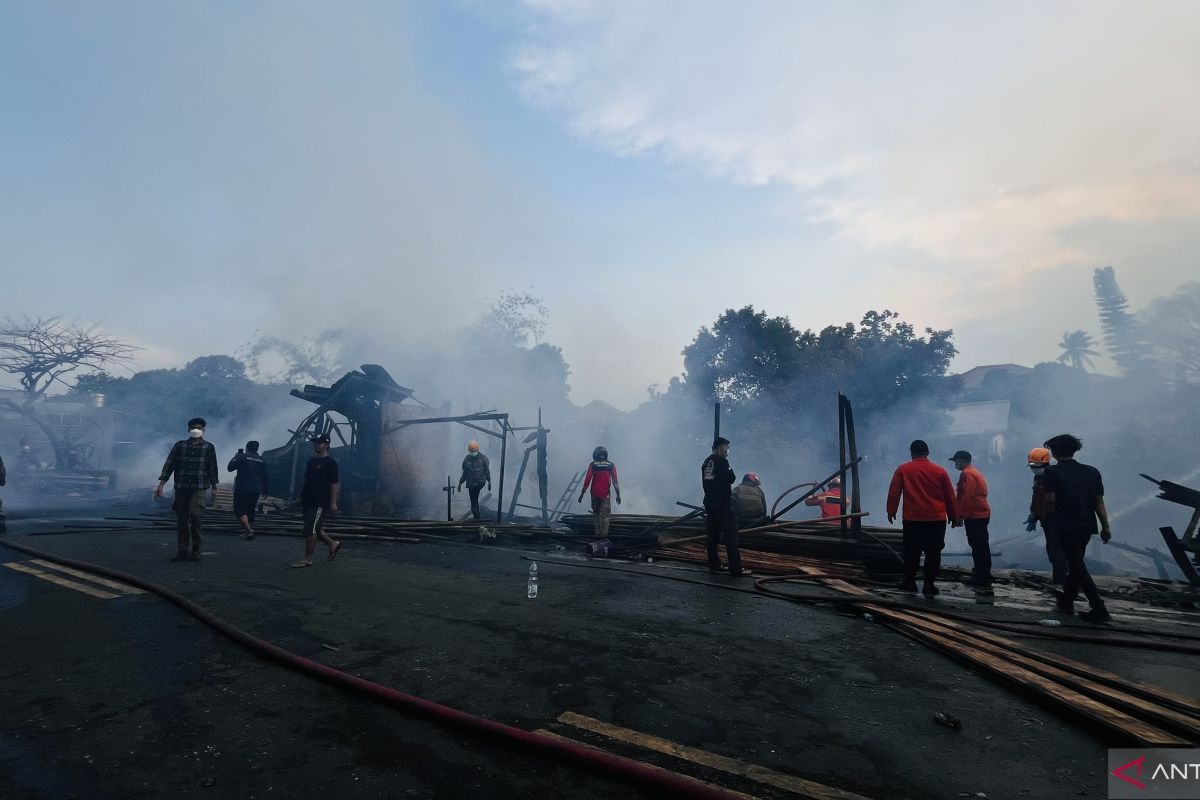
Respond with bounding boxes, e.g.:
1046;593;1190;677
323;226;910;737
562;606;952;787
1142;473;1200;586
262;364;552;520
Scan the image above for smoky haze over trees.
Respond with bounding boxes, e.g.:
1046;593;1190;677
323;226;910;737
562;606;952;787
5;266;1200;578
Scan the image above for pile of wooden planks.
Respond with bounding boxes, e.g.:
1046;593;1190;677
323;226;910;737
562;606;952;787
781;566;1200;746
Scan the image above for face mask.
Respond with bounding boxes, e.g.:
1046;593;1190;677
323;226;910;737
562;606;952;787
468;451;479;457
189;429;203;439
1030;466;1045;476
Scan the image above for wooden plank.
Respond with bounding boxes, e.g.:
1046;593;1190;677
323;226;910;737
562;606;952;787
886;608;1200;740
884;618;1186;745
558;711;873;800
888;604;1200;719
533;729;760;800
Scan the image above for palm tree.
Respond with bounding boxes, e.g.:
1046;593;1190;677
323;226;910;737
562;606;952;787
1057;330;1099;371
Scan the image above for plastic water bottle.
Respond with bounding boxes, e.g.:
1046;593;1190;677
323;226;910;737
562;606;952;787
1038;619;1061;627
527;562;538;599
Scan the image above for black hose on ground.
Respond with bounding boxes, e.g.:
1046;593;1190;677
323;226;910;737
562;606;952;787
0;536;745;800
527;555;1200;653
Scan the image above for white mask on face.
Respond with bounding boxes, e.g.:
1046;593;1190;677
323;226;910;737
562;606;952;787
188;428;204;439
1031;466;1045;476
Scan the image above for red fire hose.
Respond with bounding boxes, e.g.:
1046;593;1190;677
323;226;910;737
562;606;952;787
0;537;743;800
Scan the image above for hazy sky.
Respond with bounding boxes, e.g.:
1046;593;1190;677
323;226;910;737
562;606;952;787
4;1;1199;409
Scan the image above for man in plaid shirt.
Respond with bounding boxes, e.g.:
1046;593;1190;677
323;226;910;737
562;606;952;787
155;417;220;562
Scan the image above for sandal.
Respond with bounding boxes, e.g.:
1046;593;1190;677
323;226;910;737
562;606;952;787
290;560;313;569
328;541;342;561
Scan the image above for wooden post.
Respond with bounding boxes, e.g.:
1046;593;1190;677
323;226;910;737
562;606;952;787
496;415;509;524
537;407;549;526
844;395;863;539
838;396;848;536
442;475;454;521
713;402;721;443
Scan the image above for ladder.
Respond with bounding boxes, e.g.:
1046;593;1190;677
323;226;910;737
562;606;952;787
549;471;583;523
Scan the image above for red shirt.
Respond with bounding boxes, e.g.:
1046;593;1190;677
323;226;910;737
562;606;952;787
582;460;619;498
955;464;991;519
887;457;958;522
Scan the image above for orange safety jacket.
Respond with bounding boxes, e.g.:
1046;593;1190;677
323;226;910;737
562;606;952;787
806;486;844;518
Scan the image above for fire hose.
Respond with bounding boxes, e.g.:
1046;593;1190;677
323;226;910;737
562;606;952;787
0;536;745;800
525;555;1200;652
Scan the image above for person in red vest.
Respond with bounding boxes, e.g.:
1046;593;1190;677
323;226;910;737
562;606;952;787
951;450;992;587
806;476;844;519
578;446;621;541
887;440;959;596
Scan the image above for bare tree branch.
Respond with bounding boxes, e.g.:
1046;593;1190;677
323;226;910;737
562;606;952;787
0;317;139;405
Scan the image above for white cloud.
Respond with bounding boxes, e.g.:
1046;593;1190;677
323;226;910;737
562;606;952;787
510;0;1200;278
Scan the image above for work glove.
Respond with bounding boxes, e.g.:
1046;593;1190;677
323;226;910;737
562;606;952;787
1024;515;1037;532
457;482;464;491
616;494;622;505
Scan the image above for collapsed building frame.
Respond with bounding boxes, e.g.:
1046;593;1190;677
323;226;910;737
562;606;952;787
262;364;549;522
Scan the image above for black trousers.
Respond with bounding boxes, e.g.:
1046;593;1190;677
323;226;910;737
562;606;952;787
705;505;742;574
1061;531;1105;610
964;517;992;580
902;520;946;585
172;489;205;557
1043;526;1069;583
468;486;483;520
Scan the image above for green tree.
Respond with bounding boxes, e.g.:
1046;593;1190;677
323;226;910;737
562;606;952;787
1142;282;1200;384
681;306;804;406
1093;266;1153;374
1056;329;1099;371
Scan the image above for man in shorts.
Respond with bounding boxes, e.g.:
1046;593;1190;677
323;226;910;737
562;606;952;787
291;434;341;568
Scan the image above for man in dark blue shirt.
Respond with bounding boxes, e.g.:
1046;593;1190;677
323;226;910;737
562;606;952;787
701;437;750;577
228;440;270;539
1041;434;1112;623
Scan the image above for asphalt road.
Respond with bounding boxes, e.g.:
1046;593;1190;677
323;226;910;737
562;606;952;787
0;511;1166;799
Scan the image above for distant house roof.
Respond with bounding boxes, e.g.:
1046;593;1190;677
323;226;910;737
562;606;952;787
948;400;1011;436
955;363;1032;391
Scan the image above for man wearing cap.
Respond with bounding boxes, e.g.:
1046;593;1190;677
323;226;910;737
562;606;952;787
291;433;341;568
951;450;993;587
458;441;491;521
887;440;959;595
702;437;751;577
155;417;220;562
732;472;767;527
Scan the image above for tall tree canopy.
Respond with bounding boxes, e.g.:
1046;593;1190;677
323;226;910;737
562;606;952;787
1093;266;1153;374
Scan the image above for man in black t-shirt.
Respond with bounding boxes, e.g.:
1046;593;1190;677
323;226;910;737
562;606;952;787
291;434;342;568
1041;434;1112;623
701;437;751;577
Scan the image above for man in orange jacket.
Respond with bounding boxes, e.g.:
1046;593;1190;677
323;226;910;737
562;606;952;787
951;450;992;587
887;440;959;595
